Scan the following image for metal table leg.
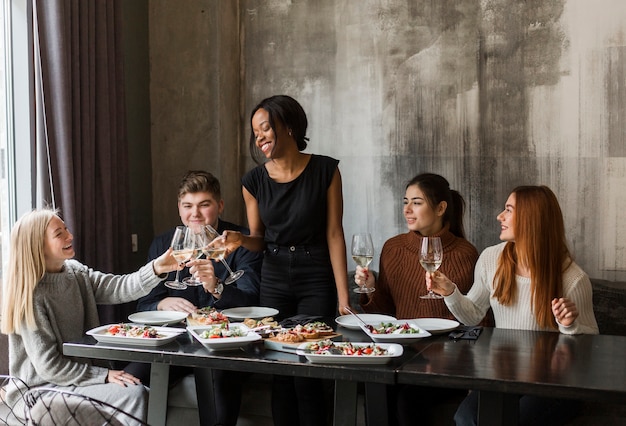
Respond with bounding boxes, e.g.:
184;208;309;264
148;363;170;426
334;380;358;426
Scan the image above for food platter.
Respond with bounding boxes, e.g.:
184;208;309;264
187;324;262;351
127;311;188;326
86;324;185;347
359;319;431;344
296;342;403;364
220;307;279;320
411;318;460;334
335;314;397;330
264;332;342;353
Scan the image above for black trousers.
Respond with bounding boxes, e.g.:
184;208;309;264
261;244;337;426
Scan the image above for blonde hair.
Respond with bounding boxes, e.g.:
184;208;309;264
1;209;58;334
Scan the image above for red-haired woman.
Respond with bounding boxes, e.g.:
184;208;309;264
427;185;598;425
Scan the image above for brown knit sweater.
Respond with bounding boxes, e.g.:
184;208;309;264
360;227;478;320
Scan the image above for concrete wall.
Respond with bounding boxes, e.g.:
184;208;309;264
148;0;626;282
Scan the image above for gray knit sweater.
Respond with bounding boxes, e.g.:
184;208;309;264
8;259;163;405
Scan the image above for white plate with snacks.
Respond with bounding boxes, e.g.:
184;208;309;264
188;324;262;351
296;341;403;364
220;307;279;320
412;318;460;334
335;314;397;330
86;324;185;347
359;319;431;344
127;311;188;326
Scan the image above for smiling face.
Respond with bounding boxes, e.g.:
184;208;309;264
251;108;291;159
403;184;446;236
178;191;223;231
497;193;516;242
44;216;75;272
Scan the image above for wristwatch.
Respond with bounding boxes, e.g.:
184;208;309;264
212;280;224;296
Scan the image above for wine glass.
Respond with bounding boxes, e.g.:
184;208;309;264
419;236;444;299
351;233;375;294
182;229;205;286
200;225;245;284
165;226;195;290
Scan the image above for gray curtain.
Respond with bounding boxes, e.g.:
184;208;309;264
33;0;132;323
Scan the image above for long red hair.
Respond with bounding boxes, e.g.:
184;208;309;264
493;186;572;329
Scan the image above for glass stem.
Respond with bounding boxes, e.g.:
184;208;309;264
220;259;234;275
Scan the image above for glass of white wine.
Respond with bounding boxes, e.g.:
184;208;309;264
419;236;444;299
200;225;245;284
165;226;195;290
182;229;206;286
351;233;375;294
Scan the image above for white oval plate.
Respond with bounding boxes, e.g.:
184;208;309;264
359;319;431;344
128;311;188;326
187;324;262;351
220;307;279;320
412;318;460;334
335;314;397;330
86;324;185;347
296;342;403;364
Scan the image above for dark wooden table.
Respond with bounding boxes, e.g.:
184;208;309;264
63;327;410;426
64;326;626;426
396;328;626;425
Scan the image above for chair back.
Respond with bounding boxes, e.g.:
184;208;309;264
0;375;29;425
22;387;148;426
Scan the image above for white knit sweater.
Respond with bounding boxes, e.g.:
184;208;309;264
445;242;599;335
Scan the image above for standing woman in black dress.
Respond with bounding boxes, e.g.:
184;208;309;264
224;95;351;425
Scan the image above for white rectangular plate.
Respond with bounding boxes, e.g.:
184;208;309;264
359;319;432;344
296;342;403;364
86;324;185;346
188;324;262;351
128;311;188;326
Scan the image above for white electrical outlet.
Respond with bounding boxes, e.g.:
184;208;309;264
131;234;138;252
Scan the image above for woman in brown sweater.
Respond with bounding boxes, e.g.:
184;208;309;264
356;173;480;426
357;173;478;320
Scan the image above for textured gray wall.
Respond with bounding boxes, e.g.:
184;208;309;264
149;0;626;282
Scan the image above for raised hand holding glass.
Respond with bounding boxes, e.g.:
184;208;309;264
200;225;245;284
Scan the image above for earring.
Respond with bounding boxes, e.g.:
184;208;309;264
289;129;293;136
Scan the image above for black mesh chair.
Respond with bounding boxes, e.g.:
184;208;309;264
22;388;148;426
0;375;29;425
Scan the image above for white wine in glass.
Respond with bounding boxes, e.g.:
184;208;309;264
419;236;444;299
351;233;375;294
182;231;206;286
165;226;194;290
202;225;244;284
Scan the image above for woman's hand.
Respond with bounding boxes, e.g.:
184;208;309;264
552;297;579;327
425;270;456;297
338;305;354;316
354;265;375;293
152;247;183;276
222;230;243;256
106;370;141;387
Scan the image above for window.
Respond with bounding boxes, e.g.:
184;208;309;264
1;0;35;308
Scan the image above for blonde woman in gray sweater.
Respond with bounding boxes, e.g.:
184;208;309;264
1;209;181;422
